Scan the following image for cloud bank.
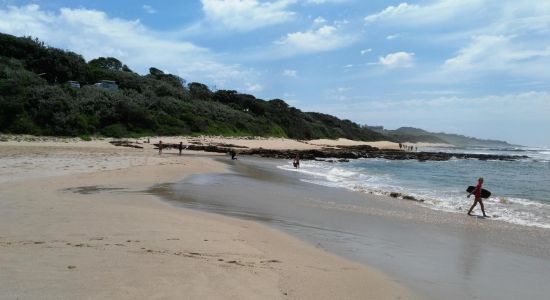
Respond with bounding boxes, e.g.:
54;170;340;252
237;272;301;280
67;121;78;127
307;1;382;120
200;0;295;31
0;4;260;89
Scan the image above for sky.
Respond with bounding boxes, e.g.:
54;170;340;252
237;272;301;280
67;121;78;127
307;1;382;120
0;0;549;146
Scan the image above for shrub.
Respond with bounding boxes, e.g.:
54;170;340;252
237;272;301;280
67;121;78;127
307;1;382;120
79;134;92;141
101;123;128;138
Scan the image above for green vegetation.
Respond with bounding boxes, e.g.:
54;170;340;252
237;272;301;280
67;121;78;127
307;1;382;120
78;134;92;141
0;32;386;141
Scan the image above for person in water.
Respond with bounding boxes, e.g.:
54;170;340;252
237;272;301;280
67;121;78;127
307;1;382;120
293;153;300;168
467;177;488;217
229;149;237;160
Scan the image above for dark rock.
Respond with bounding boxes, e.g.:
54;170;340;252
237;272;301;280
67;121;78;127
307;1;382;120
156;142;525;162
110;140;143;149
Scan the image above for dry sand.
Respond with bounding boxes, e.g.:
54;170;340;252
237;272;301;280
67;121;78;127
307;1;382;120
144;136;448;150
0;138;417;299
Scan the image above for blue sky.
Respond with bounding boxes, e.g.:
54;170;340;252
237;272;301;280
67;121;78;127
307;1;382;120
1;0;549;146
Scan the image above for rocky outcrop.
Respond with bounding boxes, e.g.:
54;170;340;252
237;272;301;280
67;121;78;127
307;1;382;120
151;143;527;161
109;140;143;149
238;145;526;161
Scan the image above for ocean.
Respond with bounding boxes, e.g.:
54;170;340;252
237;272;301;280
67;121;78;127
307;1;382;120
278;146;550;229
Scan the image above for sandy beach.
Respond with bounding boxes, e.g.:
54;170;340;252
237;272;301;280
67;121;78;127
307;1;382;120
0;137;417;299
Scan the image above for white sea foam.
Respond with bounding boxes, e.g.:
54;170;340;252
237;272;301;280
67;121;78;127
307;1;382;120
278;160;550;229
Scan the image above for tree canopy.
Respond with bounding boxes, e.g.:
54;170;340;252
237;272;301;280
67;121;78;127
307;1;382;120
0;32;387;140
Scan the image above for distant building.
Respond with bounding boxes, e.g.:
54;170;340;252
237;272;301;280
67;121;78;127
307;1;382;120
67;80;80;89
94;80;118;91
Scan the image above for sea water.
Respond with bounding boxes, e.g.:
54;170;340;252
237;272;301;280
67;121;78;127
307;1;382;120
278;146;550;229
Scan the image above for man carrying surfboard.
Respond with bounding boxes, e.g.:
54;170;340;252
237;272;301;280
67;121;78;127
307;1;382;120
467;177;488;217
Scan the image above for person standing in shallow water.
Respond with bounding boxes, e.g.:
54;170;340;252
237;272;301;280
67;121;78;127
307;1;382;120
293;153;300;168
158;140;163;155
467;177;488;217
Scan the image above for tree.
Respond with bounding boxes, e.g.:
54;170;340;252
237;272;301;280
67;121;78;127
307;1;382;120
188;82;212;100
89;57;125;71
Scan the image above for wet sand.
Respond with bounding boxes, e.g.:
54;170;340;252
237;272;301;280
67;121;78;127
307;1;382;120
155;157;550;300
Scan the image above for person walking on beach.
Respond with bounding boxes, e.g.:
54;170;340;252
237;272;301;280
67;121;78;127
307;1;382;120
158;140;163;155
179;142;183;156
293;153;300;168
467;177;488;217
229;149;237;160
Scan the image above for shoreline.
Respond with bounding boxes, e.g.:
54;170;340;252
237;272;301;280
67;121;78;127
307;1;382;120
0;141;417;299
156;156;550;300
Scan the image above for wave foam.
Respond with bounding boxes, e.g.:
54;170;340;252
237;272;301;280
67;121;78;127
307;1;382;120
278;160;550;229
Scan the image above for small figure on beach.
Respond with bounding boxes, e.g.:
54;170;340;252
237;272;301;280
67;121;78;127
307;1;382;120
229;149;237;160
179;142;183;156
158;140;163;155
467;177;488;217
293;153;300;168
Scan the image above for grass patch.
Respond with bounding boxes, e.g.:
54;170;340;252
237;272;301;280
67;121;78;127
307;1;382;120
79;134;92;141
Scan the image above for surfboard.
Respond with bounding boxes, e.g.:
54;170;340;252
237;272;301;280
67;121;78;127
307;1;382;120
466;186;491;198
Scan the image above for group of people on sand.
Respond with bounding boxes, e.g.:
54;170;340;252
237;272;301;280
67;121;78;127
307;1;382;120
398;143;417;152
157;140;186;156
156;140;238;160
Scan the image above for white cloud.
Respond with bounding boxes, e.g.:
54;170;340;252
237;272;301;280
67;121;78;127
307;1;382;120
283;69;298;77
365;2;417;23
363;1;550;82
444;35;506;70
386;34;399;40
336;87;350;92
313;16;326;24
443;35;550;74
275;24;356;55
364;0;550;35
246;82;264;92
364;0;485;25
305;0;347;4
0;4;258;89
378;52;414;68
142;4;156;14
360;48;372;55
326;86;351;101
200;0;295;31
